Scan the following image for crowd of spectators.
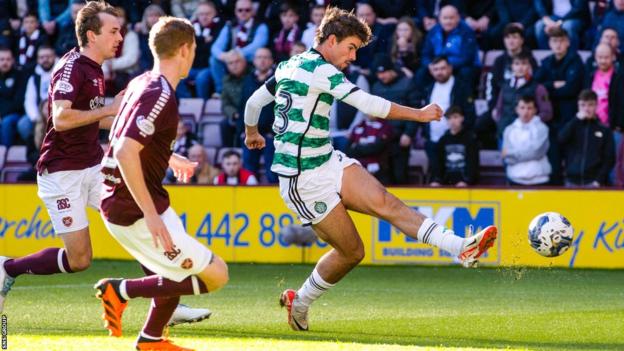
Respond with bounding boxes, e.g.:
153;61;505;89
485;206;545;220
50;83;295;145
1;0;623;187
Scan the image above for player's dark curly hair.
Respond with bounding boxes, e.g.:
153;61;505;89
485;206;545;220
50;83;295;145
76;1;119;48
314;7;372;47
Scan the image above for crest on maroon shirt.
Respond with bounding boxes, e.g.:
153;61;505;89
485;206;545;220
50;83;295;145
62;216;73;227
180;258;193;270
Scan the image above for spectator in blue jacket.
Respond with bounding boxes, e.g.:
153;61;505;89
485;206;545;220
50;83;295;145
53;1;83;57
210;0;269;95
419;5;481;87
598;0;624;53
534;0;590;50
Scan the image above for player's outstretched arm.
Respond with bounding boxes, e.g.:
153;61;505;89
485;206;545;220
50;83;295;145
52;89;125;131
387;102;443;123
244;83;275;150
114;136;174;251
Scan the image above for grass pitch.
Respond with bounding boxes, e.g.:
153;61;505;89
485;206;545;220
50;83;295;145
4;261;624;351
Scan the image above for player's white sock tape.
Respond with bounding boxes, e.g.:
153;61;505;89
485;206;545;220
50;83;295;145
417;218;464;256
297;268;335;307
119;280;130;301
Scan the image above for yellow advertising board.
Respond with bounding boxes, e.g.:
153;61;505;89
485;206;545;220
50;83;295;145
0;185;622;268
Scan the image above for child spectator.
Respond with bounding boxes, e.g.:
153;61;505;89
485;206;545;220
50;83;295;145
494;52;552;139
272;2;301;63
214;150;258;185
502;96;551;186
559;90;615;187
347;114;394;184
390;16;422;78
301;5;325;49
430;106;478;187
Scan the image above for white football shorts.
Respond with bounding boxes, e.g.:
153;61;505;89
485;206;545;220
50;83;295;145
37;164;102;234
102;207;213;282
278;150;359;226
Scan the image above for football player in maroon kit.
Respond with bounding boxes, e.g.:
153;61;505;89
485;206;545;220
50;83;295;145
0;1;211;329
94;16;229;351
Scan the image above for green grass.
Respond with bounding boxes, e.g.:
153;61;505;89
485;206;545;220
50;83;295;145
4;261;624;351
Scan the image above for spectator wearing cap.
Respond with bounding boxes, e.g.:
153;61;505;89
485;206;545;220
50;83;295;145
417;56;475;179
370;53;419;185
534;0;590;51
430;106;479;186
419;5;481;87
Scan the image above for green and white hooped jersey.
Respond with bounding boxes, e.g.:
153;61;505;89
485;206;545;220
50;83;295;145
267;49;360;177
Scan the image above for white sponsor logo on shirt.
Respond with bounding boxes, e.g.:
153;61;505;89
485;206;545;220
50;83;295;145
136;115;155;136
5;78;14;88
54;80;74;94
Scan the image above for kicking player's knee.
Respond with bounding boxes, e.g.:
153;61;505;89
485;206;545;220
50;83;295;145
343;243;365;266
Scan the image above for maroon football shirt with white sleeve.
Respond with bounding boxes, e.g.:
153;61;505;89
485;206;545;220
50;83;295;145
100;71;179;226
37;48;106;173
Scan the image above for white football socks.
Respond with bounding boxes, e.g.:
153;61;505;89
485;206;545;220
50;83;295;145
417;218;465;256
296;268;335;307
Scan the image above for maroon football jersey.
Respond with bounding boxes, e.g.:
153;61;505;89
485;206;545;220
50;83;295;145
37;48;106;173
100;71;179;226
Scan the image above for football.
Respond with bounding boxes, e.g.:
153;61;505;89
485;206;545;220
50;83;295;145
528;212;574;257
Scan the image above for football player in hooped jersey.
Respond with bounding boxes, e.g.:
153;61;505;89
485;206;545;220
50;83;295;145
0;0;211;330
244;7;499;332
95;17;229;351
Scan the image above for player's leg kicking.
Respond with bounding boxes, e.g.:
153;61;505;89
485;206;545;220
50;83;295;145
280;162;496;331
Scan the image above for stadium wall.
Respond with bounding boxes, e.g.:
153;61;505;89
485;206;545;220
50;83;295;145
0;185;622;269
